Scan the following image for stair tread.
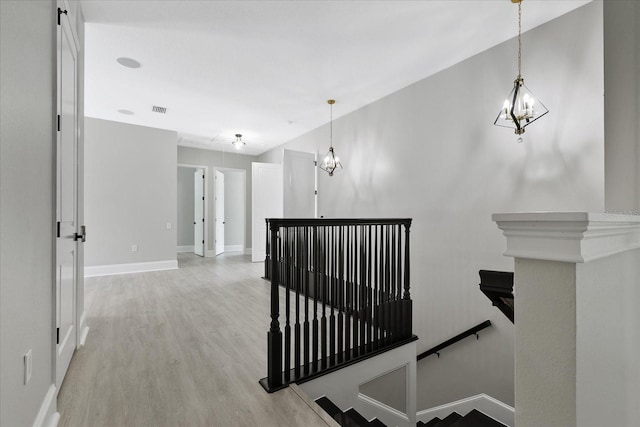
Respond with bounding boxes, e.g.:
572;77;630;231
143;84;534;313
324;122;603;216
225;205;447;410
344;407;370;426
437;412;463;427
369;418;386;426
315;396;343;419
450;409;507;427
421;417;442;427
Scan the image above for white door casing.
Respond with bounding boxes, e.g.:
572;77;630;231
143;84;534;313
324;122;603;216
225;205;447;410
251;162;283;262
56;6;78;390
283;149;316;218
215;170;225;255
194;169;205;256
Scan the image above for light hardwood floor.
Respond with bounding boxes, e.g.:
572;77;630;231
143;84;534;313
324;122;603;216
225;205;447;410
58;253;331;427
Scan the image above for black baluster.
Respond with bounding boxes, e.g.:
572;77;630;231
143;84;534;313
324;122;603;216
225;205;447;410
402;221;412;337
321;226;328;369
303;226;310;376
352;225;359;358
359;225;366;354
294;227;301;380
312;225;319;372
337;225;344;363
284;227;291;382
267;224;282;389
345;226;351;361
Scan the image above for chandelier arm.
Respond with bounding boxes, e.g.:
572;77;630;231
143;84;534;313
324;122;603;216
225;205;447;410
510;81;522;134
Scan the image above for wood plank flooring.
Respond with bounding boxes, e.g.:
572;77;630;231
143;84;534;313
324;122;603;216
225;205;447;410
57;253;331;427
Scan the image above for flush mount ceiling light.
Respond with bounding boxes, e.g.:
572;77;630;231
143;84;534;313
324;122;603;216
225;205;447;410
319;99;343;177
494;0;548;142
117;109;134;115
116;57;141;68
232;134;246;150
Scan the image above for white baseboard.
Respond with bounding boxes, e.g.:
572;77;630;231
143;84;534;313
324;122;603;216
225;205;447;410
224;245;244;252
78;311;89;347
32;384;58;427
177;245;194;253
358;393;410;422
205;250;217;258
84;260;178;277
417;393;514;427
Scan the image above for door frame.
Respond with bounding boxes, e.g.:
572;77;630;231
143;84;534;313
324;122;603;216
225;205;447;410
178;163;209;256
214;167;247;255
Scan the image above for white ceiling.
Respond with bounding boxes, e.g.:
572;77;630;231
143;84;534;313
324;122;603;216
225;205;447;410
81;0;590;156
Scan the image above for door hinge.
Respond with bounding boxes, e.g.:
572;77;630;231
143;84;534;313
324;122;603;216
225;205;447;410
315;190;318;195
202;240;204;244
202;196;205;200
57;115;60;131
57;8;67;26
202;218;204;222
56;327;60;344
56;221;61;237
314;161;318;166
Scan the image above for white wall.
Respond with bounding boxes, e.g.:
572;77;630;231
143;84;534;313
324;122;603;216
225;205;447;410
1;1;84;425
223;170;245;248
604;1;640;214
177;167;196;247
85;118;177;267
259;2;604;409
178;146;256;252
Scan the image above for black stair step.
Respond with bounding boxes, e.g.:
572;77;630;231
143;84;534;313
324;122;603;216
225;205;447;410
450;409;506;427
436;412;463;427
420;417;442;427
344;407;370;426
369;418;386;426
315;396;343;419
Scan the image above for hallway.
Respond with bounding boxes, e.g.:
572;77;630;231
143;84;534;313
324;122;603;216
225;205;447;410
57;253;329;426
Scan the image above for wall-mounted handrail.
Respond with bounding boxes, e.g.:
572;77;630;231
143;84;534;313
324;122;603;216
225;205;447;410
417;320;492;361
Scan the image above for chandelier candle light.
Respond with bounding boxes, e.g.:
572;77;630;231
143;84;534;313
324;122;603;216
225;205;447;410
319;99;343;176
494;0;548;142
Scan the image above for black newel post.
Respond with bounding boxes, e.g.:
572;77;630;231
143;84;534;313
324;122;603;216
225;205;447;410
401;220;412;338
267;222;282;389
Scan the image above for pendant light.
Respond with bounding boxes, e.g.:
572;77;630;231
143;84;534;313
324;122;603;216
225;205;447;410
494;0;548;142
232;133;245;150
319;99;343;176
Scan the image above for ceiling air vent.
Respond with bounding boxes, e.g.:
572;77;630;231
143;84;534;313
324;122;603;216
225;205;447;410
152;105;167;114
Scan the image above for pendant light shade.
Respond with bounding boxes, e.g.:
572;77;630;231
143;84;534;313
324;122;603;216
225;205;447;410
494;0;548;139
319;99;343;176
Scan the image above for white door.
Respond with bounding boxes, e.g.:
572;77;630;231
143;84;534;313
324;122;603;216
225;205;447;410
283;149;316;218
215;170;225;255
194;169;205;256
251;162;283;262
56;9;78;390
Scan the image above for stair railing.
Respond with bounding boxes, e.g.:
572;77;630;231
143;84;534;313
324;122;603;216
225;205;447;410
260;218;415;392
416;320;492;361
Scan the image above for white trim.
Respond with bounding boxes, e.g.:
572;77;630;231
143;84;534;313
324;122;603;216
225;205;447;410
493;212;640;263
84;260;178;277
357;393;410;423
177;245;195;253
205;250;217;258
178;163;209;258
417;393;514;427
32;384;58;427
78;310;89;347
224;245;243;252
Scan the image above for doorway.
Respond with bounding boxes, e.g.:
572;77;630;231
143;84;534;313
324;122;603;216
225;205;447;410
214;168;247;256
177;164;208;256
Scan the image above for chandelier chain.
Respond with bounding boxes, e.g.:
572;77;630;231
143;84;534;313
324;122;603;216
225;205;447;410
518;0;522;78
329;102;333;148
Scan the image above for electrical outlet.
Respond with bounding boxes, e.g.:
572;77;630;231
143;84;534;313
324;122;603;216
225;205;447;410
131;244;138;252
166;222;172;230
24;350;32;385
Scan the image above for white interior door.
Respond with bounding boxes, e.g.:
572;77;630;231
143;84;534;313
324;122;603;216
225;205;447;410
283;149;316;218
251;162;283;262
194;169;205;256
56;9;78;390
215;170;225;255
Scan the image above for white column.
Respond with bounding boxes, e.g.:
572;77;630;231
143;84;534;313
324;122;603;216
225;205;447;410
493;212;640;427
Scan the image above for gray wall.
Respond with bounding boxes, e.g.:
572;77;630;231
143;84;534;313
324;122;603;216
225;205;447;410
1;1;84;425
223;170;245;248
258;2;604;409
178;146;256;252
85;118;177;266
604;1;640;214
177;167;196;247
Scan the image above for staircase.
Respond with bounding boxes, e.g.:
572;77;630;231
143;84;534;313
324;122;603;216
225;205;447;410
316;396;506;427
418;409;506;426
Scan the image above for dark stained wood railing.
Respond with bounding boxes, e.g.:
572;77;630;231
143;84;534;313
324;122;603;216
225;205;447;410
260;218;415;392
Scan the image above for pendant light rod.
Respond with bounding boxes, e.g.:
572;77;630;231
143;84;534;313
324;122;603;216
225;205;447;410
328;99;335;148
517;0;522;78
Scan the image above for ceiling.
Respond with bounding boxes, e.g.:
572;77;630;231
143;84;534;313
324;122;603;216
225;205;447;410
81;0;590;156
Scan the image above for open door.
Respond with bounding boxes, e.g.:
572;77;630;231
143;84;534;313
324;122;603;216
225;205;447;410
56;7;78;390
251;162;283;262
194;169;205;256
215;170;225;255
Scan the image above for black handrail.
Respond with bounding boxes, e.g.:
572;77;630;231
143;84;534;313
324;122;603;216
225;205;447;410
260;218;414;392
417;320;492;361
